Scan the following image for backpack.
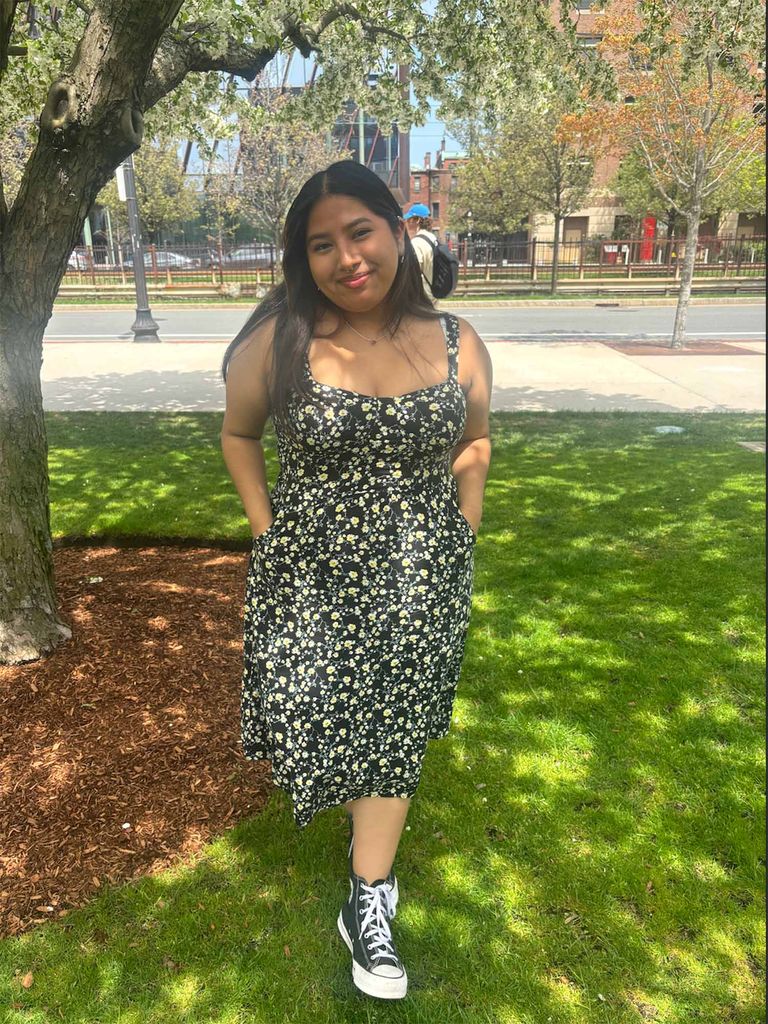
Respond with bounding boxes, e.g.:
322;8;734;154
415;231;460;299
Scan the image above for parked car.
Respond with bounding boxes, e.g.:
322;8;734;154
123;250;200;269
207;244;280;269
67;248;93;270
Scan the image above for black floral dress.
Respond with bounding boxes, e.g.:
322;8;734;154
240;311;477;829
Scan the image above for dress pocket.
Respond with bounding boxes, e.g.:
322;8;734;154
447;492;477;544
253;508;282;548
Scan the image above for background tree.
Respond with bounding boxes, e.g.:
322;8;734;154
711;149;767;224
589;0;766;347
611;149;688;237
97;137;199;245
499;91;600;295
198;137;247;249
447;142;529;237
240;72;349;254
612;146;767;239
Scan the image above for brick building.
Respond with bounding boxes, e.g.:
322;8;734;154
527;1;766;244
409;141;467;242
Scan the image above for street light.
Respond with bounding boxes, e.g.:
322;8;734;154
466;209;473;266
118;154;160;342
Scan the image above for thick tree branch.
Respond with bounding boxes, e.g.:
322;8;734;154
143;5;411;110
142;23;277;109
314;4;410;47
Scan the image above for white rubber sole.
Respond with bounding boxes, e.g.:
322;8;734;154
336;910;408;1000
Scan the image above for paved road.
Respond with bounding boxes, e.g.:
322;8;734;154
41;303;765;413
45;302;766;343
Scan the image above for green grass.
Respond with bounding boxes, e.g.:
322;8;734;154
3;410;765;1023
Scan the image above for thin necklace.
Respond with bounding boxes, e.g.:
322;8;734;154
343;316;389;346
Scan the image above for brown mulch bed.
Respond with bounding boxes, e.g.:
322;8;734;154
600;339;762;355
0;543;275;939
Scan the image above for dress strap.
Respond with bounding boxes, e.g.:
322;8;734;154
440;313;459;381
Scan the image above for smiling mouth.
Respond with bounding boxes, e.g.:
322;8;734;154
340;271;372;285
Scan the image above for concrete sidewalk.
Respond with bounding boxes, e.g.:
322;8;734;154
41;338;765;414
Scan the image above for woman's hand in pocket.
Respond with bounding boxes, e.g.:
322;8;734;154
459;507;480;537
252;519;275;541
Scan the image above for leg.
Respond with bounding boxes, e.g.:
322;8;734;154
345;795;411;884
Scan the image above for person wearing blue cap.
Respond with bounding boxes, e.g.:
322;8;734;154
403;204;438;302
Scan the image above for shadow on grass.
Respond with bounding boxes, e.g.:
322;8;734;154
4;410;763;1023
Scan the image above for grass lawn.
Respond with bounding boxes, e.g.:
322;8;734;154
3;410;765;1023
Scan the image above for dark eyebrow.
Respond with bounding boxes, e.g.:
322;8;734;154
307;217;373;245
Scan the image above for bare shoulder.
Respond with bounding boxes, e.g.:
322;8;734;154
222;313;278;439
227;313;278;377
455;315;493;388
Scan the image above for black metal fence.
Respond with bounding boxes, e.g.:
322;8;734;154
455;234;767;283
61;235;766;292
63;241;280;288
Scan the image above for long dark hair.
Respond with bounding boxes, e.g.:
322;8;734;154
220;160;442;439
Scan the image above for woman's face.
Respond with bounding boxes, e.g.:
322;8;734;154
306;194;405;313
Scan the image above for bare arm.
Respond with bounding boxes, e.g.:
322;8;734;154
220;316;277;538
451;317;493;536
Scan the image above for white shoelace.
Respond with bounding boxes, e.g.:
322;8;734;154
349;832;398;918
358;882;400;965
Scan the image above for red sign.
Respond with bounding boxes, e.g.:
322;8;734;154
639;216;657;261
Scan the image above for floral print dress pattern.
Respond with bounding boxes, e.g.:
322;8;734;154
240;312;477;829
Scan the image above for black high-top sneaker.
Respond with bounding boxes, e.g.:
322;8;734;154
337;867;408;1000
346;812;399;918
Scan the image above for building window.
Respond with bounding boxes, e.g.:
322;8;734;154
432;202;440;220
451;176;459;191
577;34;602;49
413;177;421;192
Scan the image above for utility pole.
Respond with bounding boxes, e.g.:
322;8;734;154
397;63;411;202
118;154;160;342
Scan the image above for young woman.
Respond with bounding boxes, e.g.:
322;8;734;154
220;160;492;1001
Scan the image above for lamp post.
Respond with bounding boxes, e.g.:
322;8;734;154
119;153;160;342
466;209;474;266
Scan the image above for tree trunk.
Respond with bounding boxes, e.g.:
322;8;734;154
671;205;702;349
0;2;185;664
550;212;561;296
0;308;73;662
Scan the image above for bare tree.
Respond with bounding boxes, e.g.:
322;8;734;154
240;71;348;253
